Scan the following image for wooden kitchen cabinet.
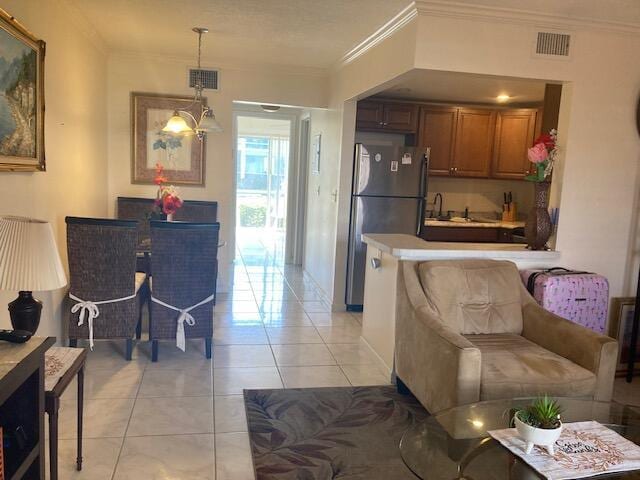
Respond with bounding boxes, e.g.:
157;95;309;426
356;101;418;133
421;226;516;243
355;101;385;130
492;109;538;179
358;99;540;181
422;226;501;242
452;108;496;178
417;106;458;176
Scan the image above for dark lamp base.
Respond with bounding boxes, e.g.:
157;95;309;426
8;291;43;335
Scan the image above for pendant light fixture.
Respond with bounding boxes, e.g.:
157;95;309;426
162;27;222;140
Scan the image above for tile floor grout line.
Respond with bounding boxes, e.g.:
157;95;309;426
109;352;146;480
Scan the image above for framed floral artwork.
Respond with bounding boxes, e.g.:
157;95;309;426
609;296;639;375
0;10;46;172
130;92;206;185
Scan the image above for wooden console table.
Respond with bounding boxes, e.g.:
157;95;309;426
0;337;55;480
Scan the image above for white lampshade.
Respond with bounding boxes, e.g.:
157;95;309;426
197;113;223;133
0;216;67;291
162;111;194;135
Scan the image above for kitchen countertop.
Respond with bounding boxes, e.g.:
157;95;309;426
424;219;525;229
361;233;560;261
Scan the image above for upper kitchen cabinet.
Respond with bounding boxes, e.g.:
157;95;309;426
355;101;385;130
417;106;458;176
492;109;539;179
356;101;418;133
452;108;496;178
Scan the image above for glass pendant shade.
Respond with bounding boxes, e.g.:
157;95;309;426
198;113;223;133
162;111;194;135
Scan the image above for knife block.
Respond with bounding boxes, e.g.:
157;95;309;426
502;203;517;222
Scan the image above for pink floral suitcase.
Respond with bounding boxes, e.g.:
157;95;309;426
519;268;609;334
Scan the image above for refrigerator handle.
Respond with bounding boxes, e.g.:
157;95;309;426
417;197;425;236
416;150;429;236
420;149;430;197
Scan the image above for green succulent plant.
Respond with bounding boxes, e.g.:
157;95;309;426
514;395;562;429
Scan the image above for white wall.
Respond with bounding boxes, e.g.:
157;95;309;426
107;53;328;291
303;107;341;300
0;0;109;340
308;5;640;311
410;13;640;298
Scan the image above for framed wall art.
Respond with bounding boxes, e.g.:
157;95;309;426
0;9;45;172
609;296;640;375
131;92;206;186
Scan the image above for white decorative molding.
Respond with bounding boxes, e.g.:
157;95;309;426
336;2;419;68
336;0;640;69
413;0;640;35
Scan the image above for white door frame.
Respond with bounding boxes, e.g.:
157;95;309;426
232;107;303;263
291;114;310;265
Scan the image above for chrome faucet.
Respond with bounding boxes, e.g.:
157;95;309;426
434;193;443;218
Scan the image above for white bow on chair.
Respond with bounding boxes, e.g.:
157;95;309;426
69;293;137;349
151;294;215;351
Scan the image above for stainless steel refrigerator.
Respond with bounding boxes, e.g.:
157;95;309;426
346;143;428;309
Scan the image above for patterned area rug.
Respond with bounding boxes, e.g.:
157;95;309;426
244;386;429;479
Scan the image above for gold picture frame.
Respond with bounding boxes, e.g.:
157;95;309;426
0;9;46;172
608;296;639;375
131;92;206;186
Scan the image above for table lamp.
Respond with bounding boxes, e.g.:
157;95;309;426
0;216;67;334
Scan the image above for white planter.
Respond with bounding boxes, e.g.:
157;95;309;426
514;413;563;455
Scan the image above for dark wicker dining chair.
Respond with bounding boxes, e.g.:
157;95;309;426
116;196;158;274
149;221;220;362
66;217;148;360
116;196;156;245
173;200;218;222
173;200;220;304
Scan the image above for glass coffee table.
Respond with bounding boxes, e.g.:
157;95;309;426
400;398;640;480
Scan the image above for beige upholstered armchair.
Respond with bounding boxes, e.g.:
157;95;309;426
395;259;618;414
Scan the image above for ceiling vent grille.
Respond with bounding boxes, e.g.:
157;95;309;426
535;32;571;57
189;68;219;90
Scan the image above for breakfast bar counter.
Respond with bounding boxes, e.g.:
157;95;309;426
362;233;559;261
359;234;560;376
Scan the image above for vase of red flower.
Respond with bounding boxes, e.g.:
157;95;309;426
153;163;183;220
524;130;558;250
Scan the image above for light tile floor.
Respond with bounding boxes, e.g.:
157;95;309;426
50;234;386;479
48;233;640;479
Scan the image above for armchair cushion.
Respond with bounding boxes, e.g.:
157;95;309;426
418;260;523;335
464;334;596;400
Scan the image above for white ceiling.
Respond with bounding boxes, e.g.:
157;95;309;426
237;115;291;136
454;0;640;26
67;0;640;70
68;0;410;68
375;69;548;104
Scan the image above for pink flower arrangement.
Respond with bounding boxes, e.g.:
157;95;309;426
154;163;184;216
526;129;558;182
527;142;548;164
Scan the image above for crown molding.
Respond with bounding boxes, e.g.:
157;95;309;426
336;2;418;69
58;0;108;55
110;49;329;78
335;0;640;70
413;0;640;35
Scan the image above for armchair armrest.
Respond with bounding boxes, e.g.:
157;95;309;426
521;302;618;401
395;305;481;413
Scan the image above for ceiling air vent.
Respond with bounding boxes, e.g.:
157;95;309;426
535;32;571;57
189;68;219;90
